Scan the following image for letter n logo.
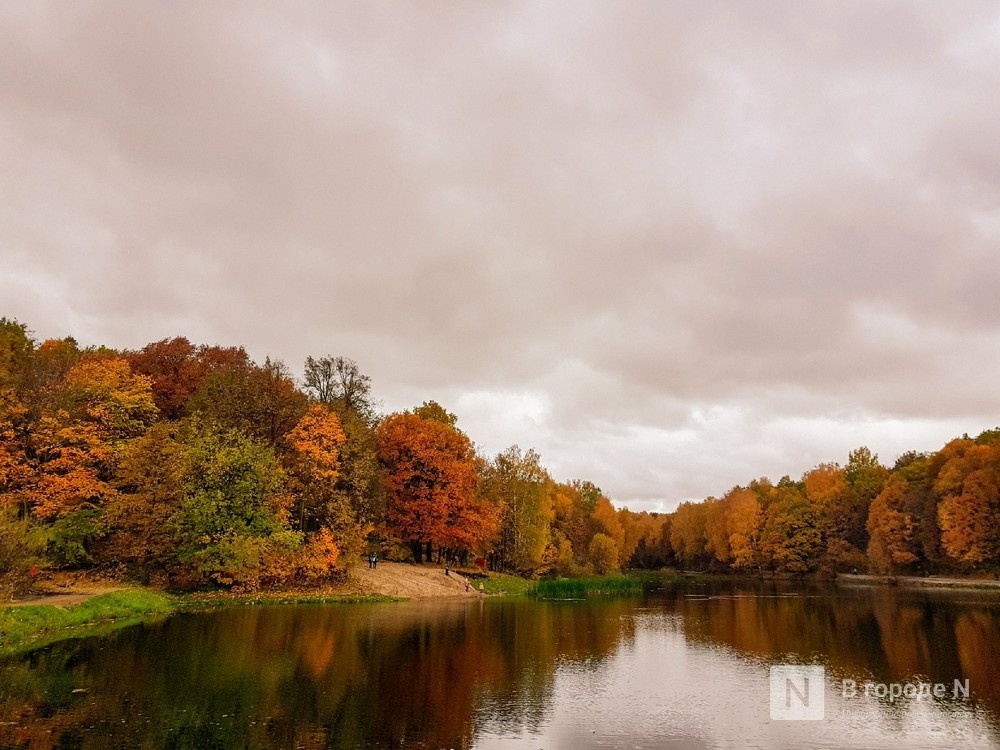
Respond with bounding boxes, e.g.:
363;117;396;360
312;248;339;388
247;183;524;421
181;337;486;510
770;665;825;720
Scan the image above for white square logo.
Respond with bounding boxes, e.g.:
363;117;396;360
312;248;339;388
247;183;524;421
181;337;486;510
770;665;825;720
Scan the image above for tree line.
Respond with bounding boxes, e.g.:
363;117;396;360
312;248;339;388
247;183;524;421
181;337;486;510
1;316;999;595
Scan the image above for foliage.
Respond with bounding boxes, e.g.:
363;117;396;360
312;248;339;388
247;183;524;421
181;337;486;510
482;445;552;574
4;316;1000;586
587;532;619;575
45;508;102;567
376;409;496;560
173;423;293;587
0;507;44;599
303;355;376;424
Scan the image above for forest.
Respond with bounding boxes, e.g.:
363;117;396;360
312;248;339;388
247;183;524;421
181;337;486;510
1;316;999;596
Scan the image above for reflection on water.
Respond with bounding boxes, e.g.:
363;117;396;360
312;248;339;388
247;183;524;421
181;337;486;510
1;582;999;749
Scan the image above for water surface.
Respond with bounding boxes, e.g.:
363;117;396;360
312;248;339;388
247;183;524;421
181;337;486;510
2;580;999;748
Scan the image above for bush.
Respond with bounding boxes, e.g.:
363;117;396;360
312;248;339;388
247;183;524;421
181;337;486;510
45;507;102;567
0;507;43;599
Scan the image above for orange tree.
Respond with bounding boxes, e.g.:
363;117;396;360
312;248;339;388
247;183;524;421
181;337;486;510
376;405;497;563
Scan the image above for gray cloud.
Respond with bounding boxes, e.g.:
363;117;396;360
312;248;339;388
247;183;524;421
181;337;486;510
2;1;999;509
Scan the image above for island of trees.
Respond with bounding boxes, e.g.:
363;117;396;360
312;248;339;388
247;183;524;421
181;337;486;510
1;316;998;598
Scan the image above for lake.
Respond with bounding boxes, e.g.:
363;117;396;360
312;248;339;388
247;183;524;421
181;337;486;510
2;580;999;749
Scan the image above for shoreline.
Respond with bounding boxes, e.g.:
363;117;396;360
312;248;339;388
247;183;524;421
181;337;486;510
7;568;1000;657
836;573;1000;591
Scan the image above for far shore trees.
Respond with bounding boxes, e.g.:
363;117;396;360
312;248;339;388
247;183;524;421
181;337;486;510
4;315;1000;591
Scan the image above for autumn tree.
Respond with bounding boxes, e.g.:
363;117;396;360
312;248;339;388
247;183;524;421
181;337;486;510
188;356;307;446
758;482;822;574
303;355;376;424
842;447;888;550
588;532;619;574
101;422;188;579
549;481;592;566
725;487;762;570
671;501;708;567
704;497;730;565
376;408;492;563
933;435;1000;567
126;338;248;420
0;318;34;391
282;404;364;565
0;506;43;598
483;446;553;574
22;357;158;563
302;355;384;529
591;495;625;563
867;481;920;573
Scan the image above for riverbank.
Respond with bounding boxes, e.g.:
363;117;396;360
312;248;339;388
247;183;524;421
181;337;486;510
13;566;999;657
0;589;177;657
0;562;531;654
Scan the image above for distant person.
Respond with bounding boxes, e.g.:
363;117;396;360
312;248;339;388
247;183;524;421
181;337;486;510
445;562;450;576
464;579;471;593
372;552;378;569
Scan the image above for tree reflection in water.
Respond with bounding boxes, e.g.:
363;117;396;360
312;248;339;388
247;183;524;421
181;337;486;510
1;584;999;748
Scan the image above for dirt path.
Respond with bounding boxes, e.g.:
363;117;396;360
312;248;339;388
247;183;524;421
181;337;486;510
350;561;483;599
4;587;125;609
3;563;481;609
5;593;98;608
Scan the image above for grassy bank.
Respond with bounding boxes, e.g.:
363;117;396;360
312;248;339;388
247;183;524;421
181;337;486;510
0;589;177;657
476;571;537;597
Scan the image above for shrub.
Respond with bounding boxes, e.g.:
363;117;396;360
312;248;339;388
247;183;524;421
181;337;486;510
0;507;44;599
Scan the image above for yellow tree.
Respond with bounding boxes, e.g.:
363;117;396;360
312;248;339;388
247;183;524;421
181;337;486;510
671;501;708;567
22;357;157;566
726;488;762;570
481;445;549;573
704;497;730;564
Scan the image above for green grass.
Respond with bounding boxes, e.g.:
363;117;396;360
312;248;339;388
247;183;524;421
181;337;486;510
478;571;537;597
0;590;177;656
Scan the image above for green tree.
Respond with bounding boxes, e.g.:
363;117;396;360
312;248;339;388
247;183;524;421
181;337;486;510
483;446;552;574
174;423;296;587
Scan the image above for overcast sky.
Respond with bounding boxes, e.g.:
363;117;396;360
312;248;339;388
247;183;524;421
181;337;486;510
2;1;999;512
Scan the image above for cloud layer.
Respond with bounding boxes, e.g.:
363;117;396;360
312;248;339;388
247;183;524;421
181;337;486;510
3;1;1000;510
